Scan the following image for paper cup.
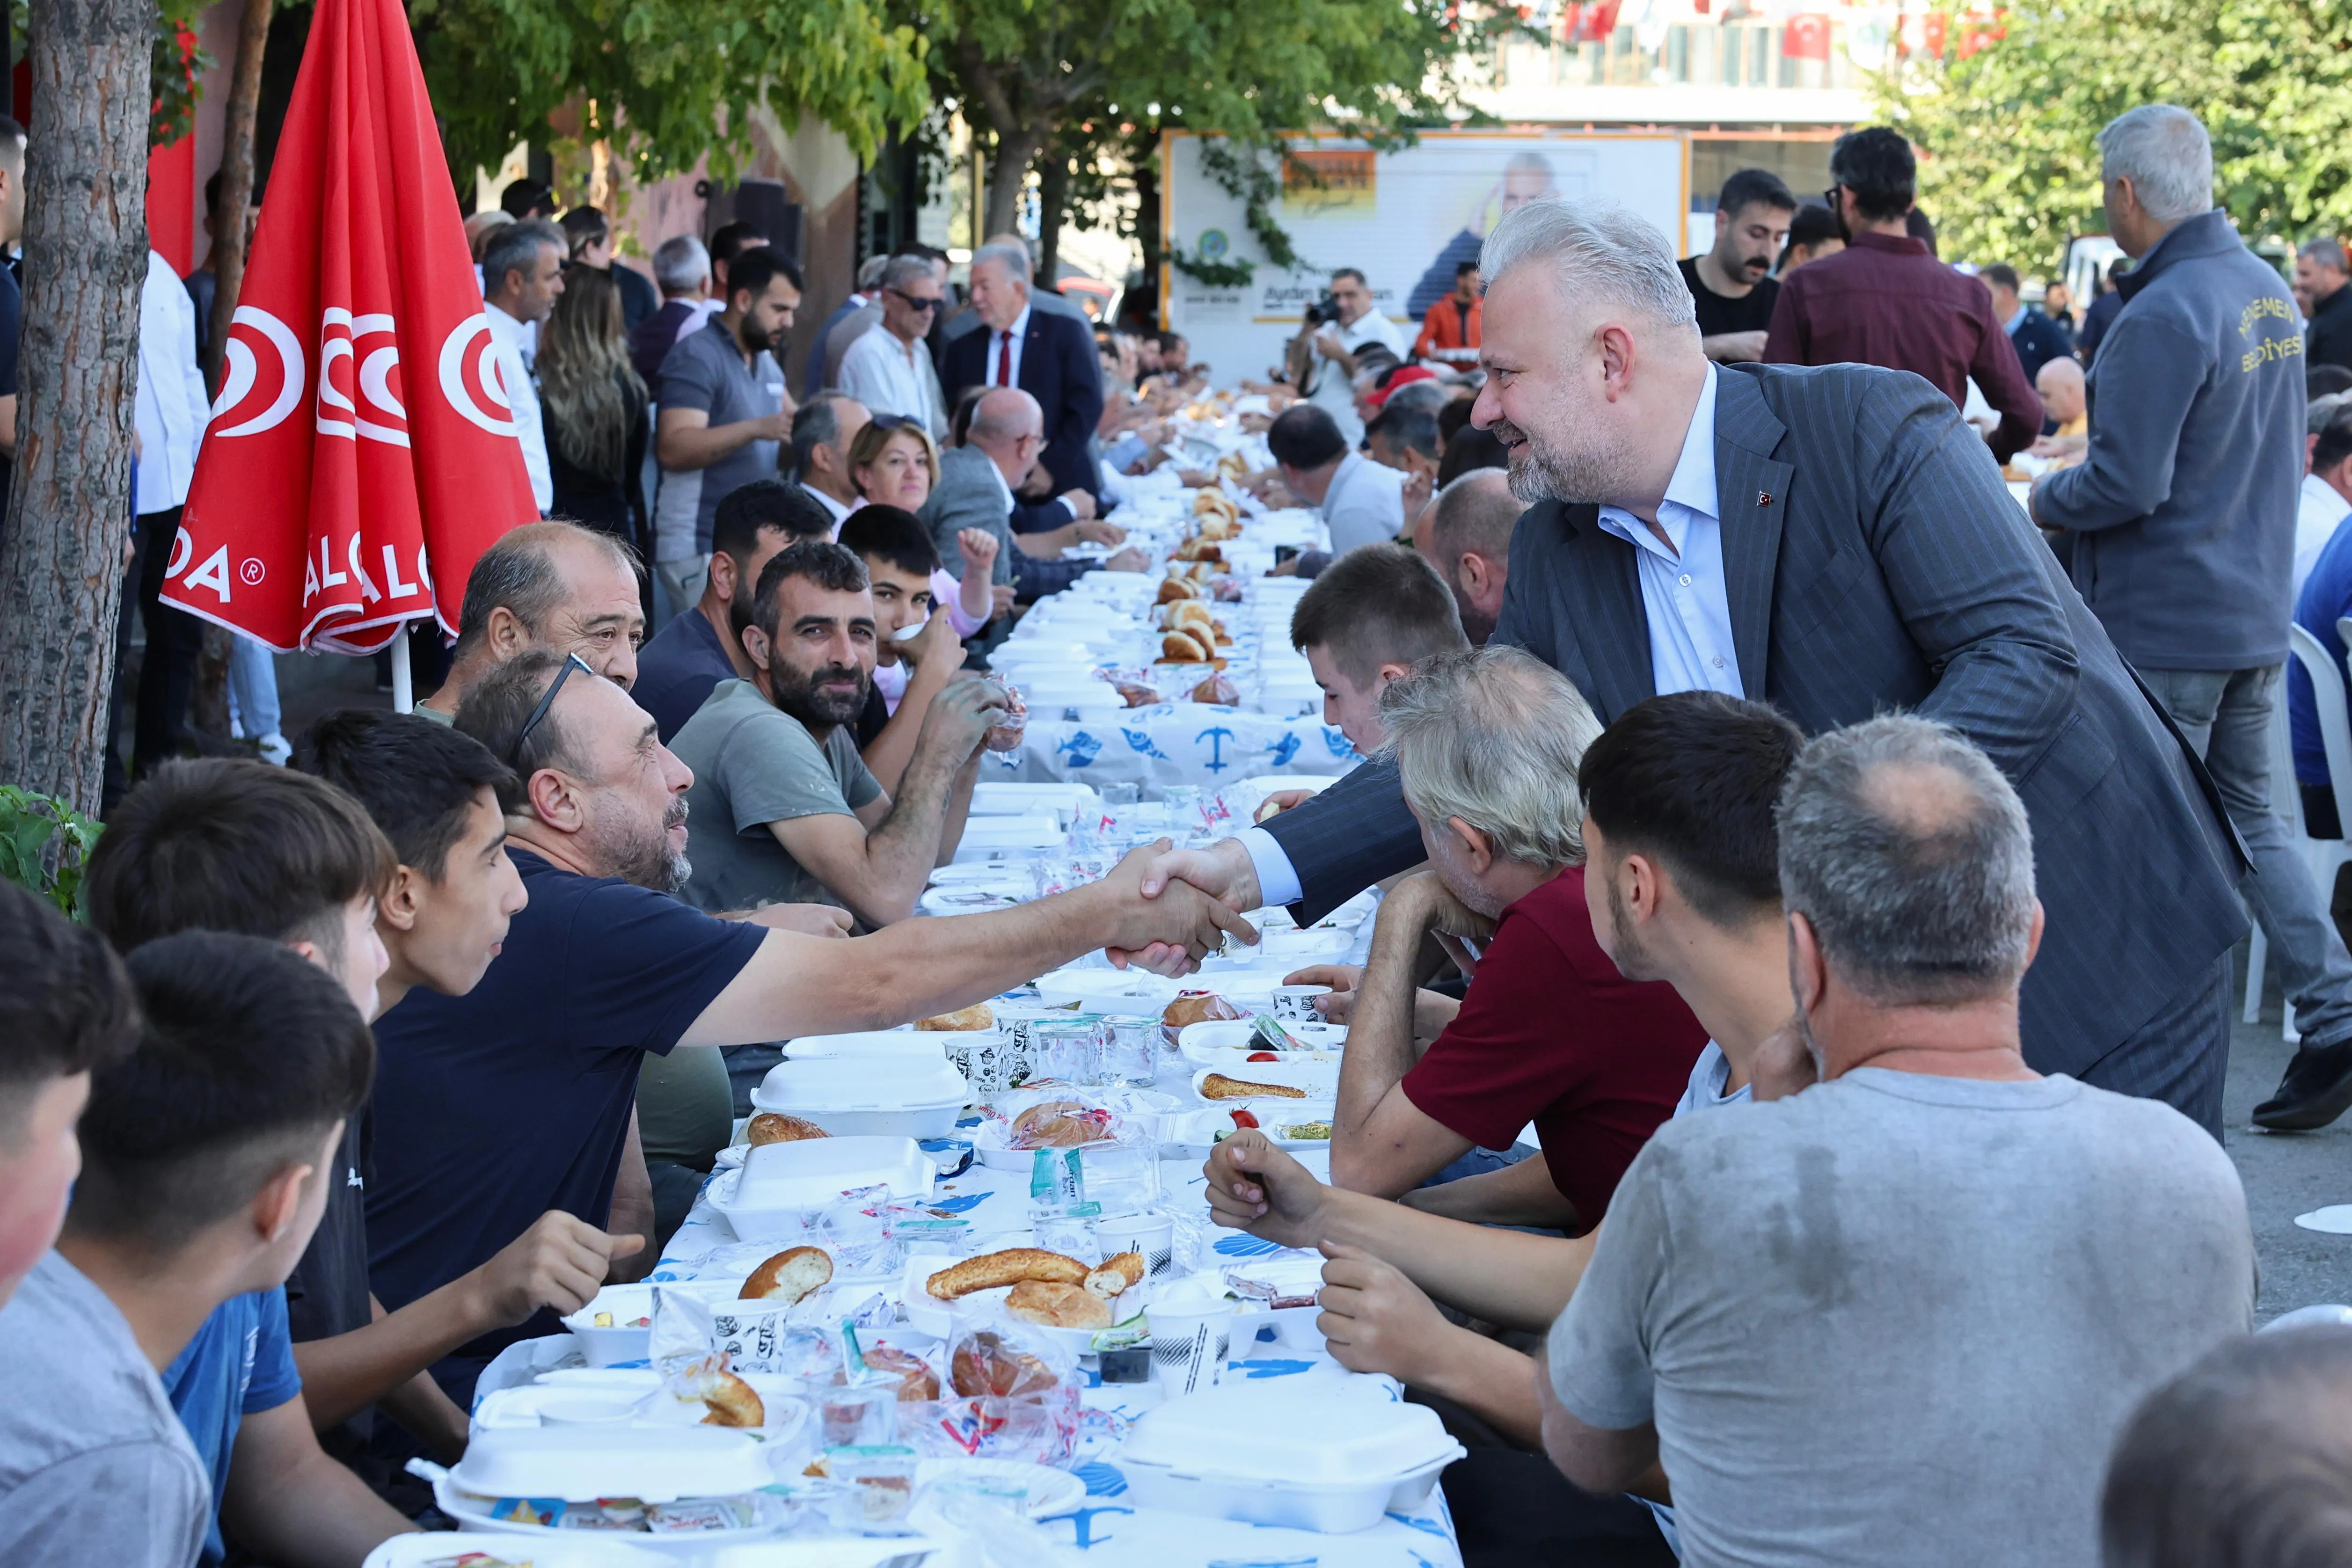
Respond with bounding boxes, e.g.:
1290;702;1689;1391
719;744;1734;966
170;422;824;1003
1147;1301;1235;1398
1271;985;1332;1022
1098;1212;1176;1278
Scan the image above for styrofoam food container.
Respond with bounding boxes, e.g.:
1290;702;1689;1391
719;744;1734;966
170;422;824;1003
1190;1061;1339;1103
1168;1102;1335;1157
780;1030;951;1060
1178;1020;1346;1060
366;1531;672;1567
474;1375;811;1441
750;1056;969;1138
449;1424;773;1502
1033;967;1180;1013
562;1283;658;1366
897;1250;1148;1351
1118;1385;1466;1532
713;1137;935;1240
706;1540;952;1568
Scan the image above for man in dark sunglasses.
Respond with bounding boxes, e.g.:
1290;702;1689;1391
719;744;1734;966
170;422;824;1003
839;255;950;440
366;647;1253;1413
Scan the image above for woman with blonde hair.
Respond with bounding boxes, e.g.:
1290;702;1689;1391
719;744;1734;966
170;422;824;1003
537;265;649;551
849;415;1000;634
848;415;940;511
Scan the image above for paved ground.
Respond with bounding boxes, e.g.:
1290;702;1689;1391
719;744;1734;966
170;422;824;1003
2228;945;2352;1321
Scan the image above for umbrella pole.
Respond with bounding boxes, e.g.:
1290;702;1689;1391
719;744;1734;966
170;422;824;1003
389;625;414;714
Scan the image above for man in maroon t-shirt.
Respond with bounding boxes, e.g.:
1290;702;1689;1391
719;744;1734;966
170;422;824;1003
1310;651;1705;1234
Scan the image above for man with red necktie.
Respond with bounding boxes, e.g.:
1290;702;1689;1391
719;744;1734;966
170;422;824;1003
941;241;1106;508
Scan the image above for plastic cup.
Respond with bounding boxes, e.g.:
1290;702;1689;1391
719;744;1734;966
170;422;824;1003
1271;985;1332;1023
819;1381;897;1448
1098;1211;1176;1276
1147;1300;1236;1398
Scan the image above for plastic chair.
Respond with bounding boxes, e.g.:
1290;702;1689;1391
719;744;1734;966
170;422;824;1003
2252;625;2352;1038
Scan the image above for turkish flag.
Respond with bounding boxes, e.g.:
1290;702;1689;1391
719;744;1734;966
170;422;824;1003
162;0;536;653
1782;13;1831;60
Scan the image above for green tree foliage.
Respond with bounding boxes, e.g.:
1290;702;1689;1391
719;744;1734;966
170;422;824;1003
408;0;930;182
1879;0;2352;272
906;0;1508;252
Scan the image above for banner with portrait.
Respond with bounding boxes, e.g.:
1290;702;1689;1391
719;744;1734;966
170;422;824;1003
1161;131;1688;386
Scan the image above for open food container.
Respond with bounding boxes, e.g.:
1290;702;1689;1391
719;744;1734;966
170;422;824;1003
418;1426;796;1551
1188;1060;1340;1104
1118;1385;1466;1532
750;1057;970;1138
365;1531;673;1566
711;1138;937;1243
473;1369;811;1443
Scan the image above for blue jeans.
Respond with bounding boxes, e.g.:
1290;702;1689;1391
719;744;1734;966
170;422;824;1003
226;635;281;742
2142;664;2352;1049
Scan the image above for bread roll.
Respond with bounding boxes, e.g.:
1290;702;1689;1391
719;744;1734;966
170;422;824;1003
1190;673;1239;706
1007;1280;1113;1329
1084;1251;1144;1299
692;1369;766;1427
1201;1072;1308;1101
1161;632;1208;664
740;1245;833;1303
1156;576;1204;605
925;1247;1092;1299
1163;991;1243;1033
745;1112;830;1147
950;1331;1059;1397
1116;681;1160;708
862;1346;941;1402
915;1003;995;1032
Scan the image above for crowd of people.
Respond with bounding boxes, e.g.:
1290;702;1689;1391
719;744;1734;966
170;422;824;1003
10;88;2352;1568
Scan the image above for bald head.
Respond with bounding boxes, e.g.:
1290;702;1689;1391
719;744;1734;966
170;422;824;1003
1423;468;1522;645
2037;357;2086;425
447;521;645;693
968;388;1045;488
1777;715;2038;1010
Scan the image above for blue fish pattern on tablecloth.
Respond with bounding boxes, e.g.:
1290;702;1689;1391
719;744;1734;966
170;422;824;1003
1264;731;1302;766
1320;726;1355;758
1059;731;1102;767
1122;728;1171;760
1212;1233;1286;1258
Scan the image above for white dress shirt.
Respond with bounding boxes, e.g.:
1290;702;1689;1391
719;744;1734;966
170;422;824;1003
2297;471;2351;597
1239;365;1736;909
1306;308;1407;444
839;322;948;438
485;301;552;512
134;250;208;514
1318;450;1408;557
984;304;1031;389
1592;365;1743;701
676;297;723;346
802;481;856;530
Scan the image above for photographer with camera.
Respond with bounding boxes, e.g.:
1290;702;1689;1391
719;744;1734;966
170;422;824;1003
1286;268;1407;445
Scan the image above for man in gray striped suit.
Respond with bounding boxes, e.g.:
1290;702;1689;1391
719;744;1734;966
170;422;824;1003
1130;197;2249;1133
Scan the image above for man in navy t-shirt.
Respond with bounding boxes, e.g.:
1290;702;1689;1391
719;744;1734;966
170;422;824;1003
370;650;1252;1407
635;480;827;741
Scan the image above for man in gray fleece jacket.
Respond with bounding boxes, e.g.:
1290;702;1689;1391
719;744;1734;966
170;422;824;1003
2033;104;2352;1131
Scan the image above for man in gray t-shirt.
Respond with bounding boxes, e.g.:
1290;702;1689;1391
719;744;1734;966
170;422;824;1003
653;248;800;604
1542;714;2256;1568
0;1251;211;1567
669;540;1010;927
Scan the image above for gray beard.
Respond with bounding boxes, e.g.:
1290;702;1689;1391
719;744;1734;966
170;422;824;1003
1507;433;1636;507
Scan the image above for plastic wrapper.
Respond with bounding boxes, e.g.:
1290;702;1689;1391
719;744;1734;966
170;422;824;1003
1189;671;1240;706
650;1281;845;1382
885;1316;1084;1466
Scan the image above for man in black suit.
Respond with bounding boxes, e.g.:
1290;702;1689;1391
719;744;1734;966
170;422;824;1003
942;242;1105;507
1127;197;2249;1133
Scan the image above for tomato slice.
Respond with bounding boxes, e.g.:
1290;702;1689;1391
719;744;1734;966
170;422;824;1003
1246;1050;1281;1062
1229;1109;1261;1129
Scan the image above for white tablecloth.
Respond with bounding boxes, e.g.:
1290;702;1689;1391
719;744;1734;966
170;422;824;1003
978;710;1360;789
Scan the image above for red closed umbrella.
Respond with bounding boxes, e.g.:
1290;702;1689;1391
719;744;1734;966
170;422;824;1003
162;0;536;690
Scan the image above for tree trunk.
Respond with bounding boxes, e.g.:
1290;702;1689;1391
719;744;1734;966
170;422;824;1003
205;0;273;389
1036;148;1069;292
981;120;1045;243
0;0;150;815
